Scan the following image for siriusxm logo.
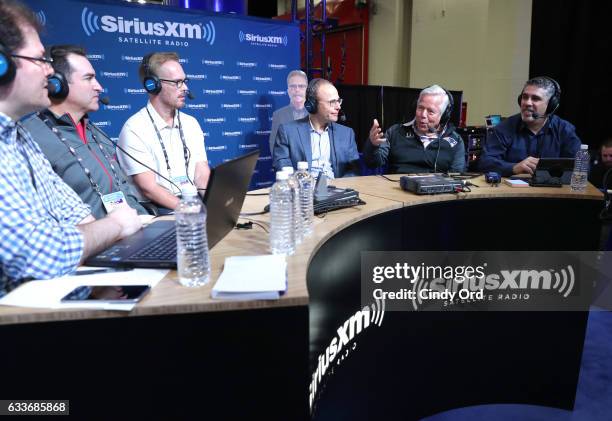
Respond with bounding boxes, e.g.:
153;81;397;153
221;104;241;109
187;74;207;80
207;145;227;151
309;300;385;410
203;89;225;95
238;89;257;95
268;63;287;69
205;117;226;123
253;76;272;82
268;90;286;96
238;117;257;123
239;144;258;149
220;75;241;81
102;71;128;78
121;55;143;62
35;10;46;26
255;130;271;135
92;121;111;127
238;31;288;46
202;59;224;66
237;61;257;68
124;88;146;94
81;7;216;45
104;104;131;111
87;53;105;61
254;104;272;108
186;104;208;109
223;131;243;137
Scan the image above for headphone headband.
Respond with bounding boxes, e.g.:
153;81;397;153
304;78;325;114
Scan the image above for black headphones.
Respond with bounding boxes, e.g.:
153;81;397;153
517;76;561;115
0;42;17;85
304;78;325;114
142;53;162;95
47;71;69;99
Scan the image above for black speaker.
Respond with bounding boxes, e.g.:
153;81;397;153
0;43;16;85
142;53;161;95
517;76;561;115
47;72;69;99
304;78;324;114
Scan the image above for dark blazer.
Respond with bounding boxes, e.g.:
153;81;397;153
272;116;360;178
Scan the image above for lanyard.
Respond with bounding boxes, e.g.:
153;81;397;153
38;113;124;199
145;106;190;181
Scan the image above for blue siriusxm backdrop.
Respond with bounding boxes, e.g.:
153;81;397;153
24;0;300;189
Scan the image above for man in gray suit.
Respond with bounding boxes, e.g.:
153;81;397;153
273;78;360;179
268;69;308;154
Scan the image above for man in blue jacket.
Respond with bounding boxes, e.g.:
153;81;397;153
479;76;581;176
272;78;360;179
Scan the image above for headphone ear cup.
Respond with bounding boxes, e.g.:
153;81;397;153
0;44;17;86
440;88;454;126
545;77;561;115
47;72;69;99
143;75;161;95
304;96;317;114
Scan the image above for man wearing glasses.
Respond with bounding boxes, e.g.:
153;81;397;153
22;44;148;219
0;0;141;297
268;69;308;154
273;78;360;179
117;51;210;212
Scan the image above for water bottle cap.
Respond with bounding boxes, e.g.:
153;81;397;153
297;162;308;170
181;184;198;196
580;144;589;150
281;166;295;174
276;171;289;180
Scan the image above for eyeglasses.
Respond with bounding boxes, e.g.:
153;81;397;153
320;98;343;107
288;84;307;89
11;54;53;67
159;78;189;89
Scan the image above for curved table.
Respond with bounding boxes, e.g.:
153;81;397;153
0;176;603;420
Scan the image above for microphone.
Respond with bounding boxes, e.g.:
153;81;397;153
530;111;546;119
338;110;347;122
186;90;195;100
99;96;110;105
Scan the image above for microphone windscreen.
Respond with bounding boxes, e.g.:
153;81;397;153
99;96;110;105
187;90;195;100
339;114;346;122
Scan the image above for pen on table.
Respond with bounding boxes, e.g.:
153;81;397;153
73;267;134;276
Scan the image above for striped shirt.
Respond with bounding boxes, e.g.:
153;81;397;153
0;111;91;298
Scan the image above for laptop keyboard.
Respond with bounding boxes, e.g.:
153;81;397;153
129;229;177;261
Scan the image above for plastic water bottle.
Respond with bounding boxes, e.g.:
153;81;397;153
176;185;210;287
282;166;303;245
270;171;295;255
295;161;314;237
570;144;590;192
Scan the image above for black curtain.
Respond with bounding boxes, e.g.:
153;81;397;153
530;0;612;149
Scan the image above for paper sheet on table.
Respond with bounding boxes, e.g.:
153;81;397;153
0;269;168;311
212;255;287;300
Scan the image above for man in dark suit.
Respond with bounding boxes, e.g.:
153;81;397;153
268;69;308;154
272;78;360;179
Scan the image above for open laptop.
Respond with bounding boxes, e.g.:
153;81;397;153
85;149;260;269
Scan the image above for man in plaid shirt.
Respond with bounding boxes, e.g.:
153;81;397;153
0;0;142;298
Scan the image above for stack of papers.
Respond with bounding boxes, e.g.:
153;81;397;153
212;255;287;300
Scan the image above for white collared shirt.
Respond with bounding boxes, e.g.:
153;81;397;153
117;102;207;195
309;117;335;180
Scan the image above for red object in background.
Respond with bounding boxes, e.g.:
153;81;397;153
460;101;467;127
275;0;369;85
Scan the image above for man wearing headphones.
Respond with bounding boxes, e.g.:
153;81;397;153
268;69;308;154
0;0;141;297
364;84;465;173
117;52;210;212
272;78;360;178
589;137;612;189
22;45;148;219
479;76;581;177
